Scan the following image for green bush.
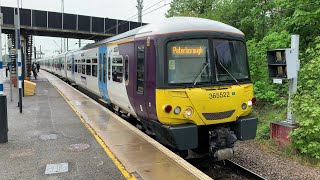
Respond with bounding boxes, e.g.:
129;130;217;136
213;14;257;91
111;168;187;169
291;37;320;159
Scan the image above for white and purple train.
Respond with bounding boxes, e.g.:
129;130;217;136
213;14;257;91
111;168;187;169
39;17;258;160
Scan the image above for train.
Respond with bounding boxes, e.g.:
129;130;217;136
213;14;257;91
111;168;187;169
38;17;258;161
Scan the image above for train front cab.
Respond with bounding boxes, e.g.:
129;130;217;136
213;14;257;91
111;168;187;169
152;32;258;160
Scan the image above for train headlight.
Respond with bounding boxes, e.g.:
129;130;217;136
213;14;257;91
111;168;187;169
248;100;253;107
174;106;181;114
241;103;247;110
184;107;193;117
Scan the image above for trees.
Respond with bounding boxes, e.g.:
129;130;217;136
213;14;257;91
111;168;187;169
166;0;214;18
291;37;320;159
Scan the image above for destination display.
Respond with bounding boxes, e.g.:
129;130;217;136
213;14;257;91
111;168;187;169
171;46;206;58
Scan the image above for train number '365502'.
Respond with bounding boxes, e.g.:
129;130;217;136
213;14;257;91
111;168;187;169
209;92;230;99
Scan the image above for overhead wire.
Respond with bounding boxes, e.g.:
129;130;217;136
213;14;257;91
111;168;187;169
142;2;170;17
86;0;168;41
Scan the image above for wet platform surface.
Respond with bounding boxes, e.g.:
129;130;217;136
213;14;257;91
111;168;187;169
0;72;124;179
0;70;211;180
41;71;211;180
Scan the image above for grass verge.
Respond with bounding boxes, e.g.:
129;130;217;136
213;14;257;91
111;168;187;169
252;103;320;169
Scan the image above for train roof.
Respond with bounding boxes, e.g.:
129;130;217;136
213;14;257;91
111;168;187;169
138;17;244;36
83;17;244;50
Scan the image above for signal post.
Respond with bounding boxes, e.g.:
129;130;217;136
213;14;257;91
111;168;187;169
267;35;300;147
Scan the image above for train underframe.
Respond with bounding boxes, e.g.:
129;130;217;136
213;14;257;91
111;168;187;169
139;116;258;161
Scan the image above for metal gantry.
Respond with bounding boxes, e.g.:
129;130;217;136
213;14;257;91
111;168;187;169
0;6;146;41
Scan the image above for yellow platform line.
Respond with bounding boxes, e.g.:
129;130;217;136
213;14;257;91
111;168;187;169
49;81;136;180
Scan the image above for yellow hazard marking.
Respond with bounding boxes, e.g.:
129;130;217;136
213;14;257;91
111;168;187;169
49;82;136;180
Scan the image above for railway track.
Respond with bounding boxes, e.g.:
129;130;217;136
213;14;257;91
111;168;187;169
225;160;267;180
186;155;267;180
50;71;267;180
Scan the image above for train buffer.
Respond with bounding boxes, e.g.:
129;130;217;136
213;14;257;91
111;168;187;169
0;71;211;180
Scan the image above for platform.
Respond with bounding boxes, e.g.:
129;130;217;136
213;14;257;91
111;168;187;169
0;70;211;180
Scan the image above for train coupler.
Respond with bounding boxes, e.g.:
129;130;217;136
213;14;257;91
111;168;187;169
209;127;237;161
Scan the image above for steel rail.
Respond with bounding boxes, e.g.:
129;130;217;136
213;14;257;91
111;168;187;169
225;160;268;180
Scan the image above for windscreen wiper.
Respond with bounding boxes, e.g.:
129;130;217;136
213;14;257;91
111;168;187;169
217;59;239;85
190;62;209;87
190;50;209;87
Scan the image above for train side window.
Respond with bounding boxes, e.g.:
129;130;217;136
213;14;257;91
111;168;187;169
82;65;85;74
103;53;106;83
92;65;97;77
108;57;111;80
86;64;91;75
99;54;102;81
124;55;129;85
78;65;81;73
112;56;123;83
136;46;145;94
67;59;71;71
75;64;77;73
92;58;98;77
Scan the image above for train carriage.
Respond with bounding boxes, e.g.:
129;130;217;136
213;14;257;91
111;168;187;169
38;17;258;160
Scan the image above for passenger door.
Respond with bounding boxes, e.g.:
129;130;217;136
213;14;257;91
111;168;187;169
133;41;149;120
98;46;110;102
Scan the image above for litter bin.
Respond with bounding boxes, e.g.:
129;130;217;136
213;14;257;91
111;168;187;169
0;95;8;143
24;80;36;96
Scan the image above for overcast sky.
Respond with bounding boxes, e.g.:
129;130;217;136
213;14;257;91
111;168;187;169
1;0;172;57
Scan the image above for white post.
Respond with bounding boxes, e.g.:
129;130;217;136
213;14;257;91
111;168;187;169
287;35;299;124
0;13;3;95
0;10;4;96
16;0;23;113
61;0;65;53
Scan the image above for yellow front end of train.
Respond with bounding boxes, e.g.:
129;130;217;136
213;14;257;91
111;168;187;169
156;83;254;126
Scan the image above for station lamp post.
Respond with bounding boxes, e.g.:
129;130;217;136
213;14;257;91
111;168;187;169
61;0;65;53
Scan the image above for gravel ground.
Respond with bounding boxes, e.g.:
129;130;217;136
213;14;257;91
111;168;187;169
231;141;320;180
